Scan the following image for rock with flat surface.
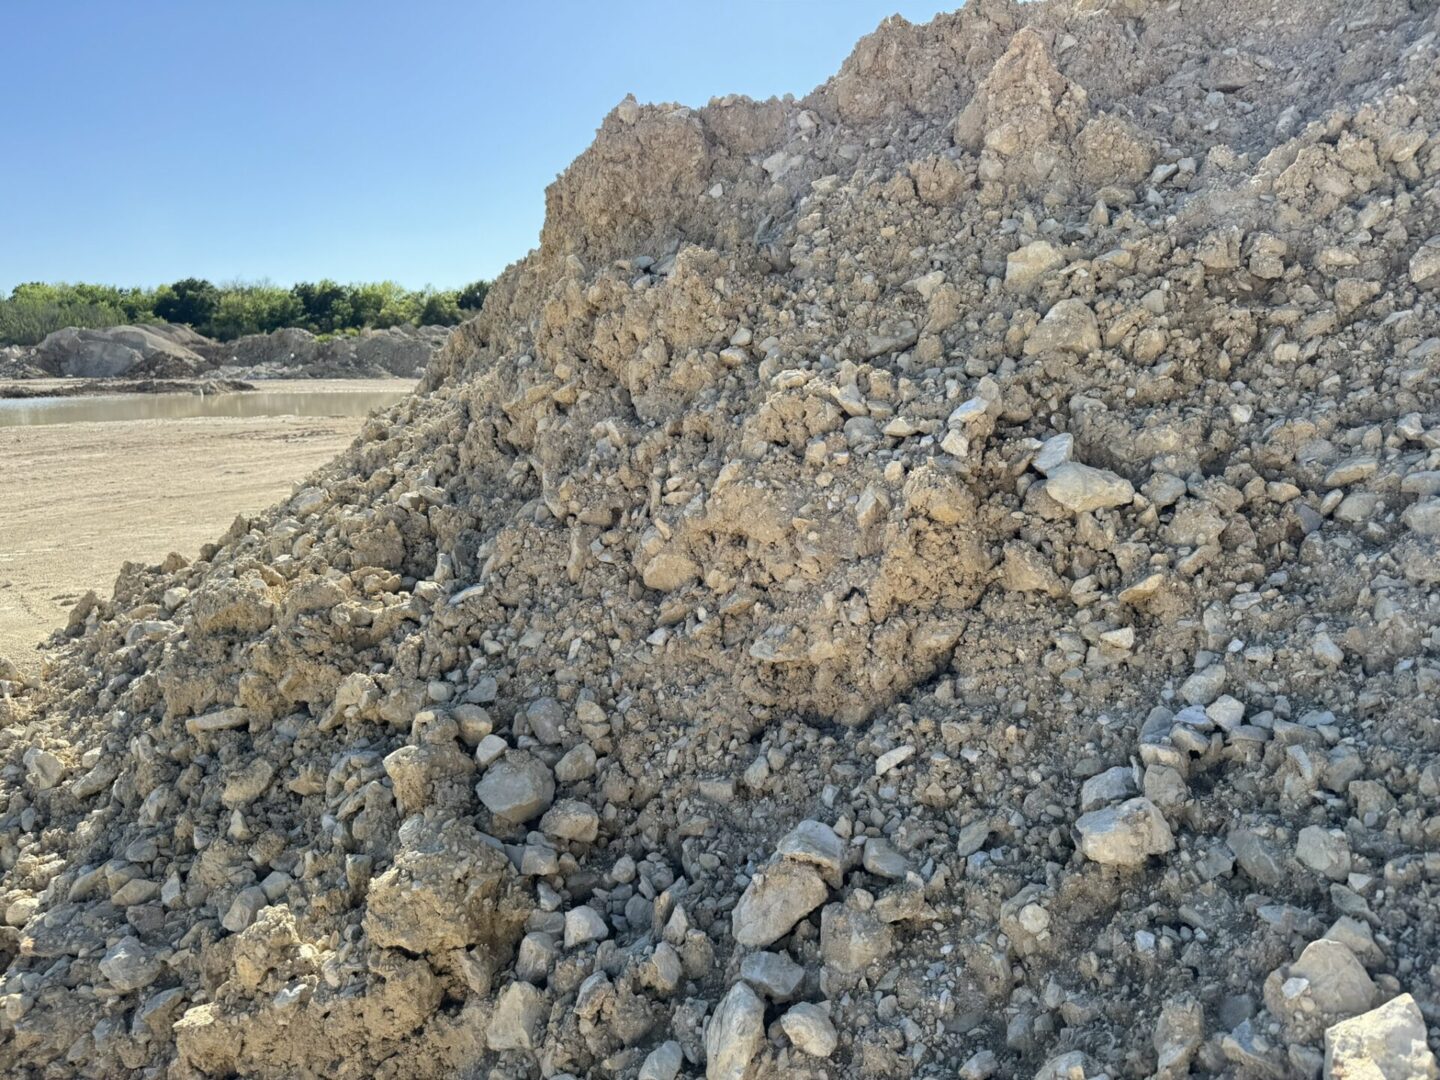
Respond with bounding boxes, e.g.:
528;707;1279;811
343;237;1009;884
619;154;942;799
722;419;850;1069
99;936;162;992
732;859;828;948
487;981;547;1051
1006;240;1064;291
706;982;765;1080
1024;299;1100;355
740;950;805;1000
1290;938;1377;1018
1076;798;1174;866
774;819;845;886
1324;993;1438;1079
475;752;555;822
1411;237;1440;289
1045;462;1134;513
781;1002;838;1057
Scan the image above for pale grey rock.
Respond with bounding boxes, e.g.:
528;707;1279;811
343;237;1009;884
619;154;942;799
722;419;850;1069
1410;237;1440;289
1324;993;1438;1079
222;886;268;933
1296;826;1353;882
1045;462;1134;513
960;1049;1000;1079
99;936;162;992
861;837;912;880
474;733;507;767
563;905;609;949
1290;938;1378;1018
524;697;566;744
476;751;555;822
775;819;844;886
1076;798;1175;866
1402;499;1440;536
1080;765;1138;811
706;982;765;1080
554;743;597;782
731;860;828;947
1005;240;1064;292
487;981;547;1051
540;799;599;843
1024;299;1100;355
1180;664;1227;706
640;1040;684;1080
23;748;64;791
221;759;275;810
740;949;805;1000
1034;1050;1097;1079
1033;433;1074;475
781;1002;838;1057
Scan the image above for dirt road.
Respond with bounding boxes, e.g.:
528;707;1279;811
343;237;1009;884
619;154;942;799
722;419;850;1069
0;381;407;664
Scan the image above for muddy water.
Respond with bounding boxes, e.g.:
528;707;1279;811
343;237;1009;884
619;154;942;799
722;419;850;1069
0;383;413;427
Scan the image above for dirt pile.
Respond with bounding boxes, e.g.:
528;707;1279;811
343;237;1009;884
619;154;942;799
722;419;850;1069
28;324;212;380
3;0;1440;1077
11;323;447;382
197;324;449;380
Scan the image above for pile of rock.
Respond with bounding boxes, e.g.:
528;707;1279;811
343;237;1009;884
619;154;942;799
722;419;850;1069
7;322;447;381
28;323;211;378
2;0;1440;1077
198;323;448;379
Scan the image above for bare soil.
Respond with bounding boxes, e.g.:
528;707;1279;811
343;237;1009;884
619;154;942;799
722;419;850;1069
0;407;366;663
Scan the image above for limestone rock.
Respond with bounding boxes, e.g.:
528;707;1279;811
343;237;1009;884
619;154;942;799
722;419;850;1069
475;751;555;822
1076;798;1175;866
781;1002;838;1057
23;748;65;791
1024;299;1100;356
640;1040;685;1080
820;901;893;974
1324;993;1438;1079
488;981;547;1052
1290;938;1378;1019
740;950;805;1000
706;982;765;1080
1005;240;1064;292
540;798;600;843
1044;462;1134;513
99;936;162;992
363;818;530;955
732;859;828;948
1410;237;1440;289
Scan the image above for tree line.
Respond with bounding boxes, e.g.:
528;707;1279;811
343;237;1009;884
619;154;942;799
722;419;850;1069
0;278;491;346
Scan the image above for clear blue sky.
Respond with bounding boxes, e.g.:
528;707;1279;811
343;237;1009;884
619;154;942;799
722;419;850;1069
0;2;949;294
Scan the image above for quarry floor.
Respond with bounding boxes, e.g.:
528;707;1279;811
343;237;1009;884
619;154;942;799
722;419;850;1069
0;380;408;665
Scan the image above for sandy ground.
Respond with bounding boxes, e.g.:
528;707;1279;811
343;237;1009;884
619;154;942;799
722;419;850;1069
0;380;410;664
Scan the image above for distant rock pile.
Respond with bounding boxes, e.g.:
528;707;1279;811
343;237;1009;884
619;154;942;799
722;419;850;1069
28;324;212;379
7;322;446;381
199;324;449;380
2;0;1440;1077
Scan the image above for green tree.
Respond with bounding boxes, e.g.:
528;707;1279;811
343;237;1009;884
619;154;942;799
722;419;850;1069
418;289;462;326
205;283;305;340
290;279;352;334
153;278;220;328
457;280;490;311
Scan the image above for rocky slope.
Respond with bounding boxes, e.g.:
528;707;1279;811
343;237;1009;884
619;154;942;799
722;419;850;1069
3;1;1440;1077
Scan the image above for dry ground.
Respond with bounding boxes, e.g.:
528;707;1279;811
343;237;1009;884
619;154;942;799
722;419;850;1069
0;382;407;664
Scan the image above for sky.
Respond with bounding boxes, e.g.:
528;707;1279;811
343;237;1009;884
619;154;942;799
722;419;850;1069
0;2;950;294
